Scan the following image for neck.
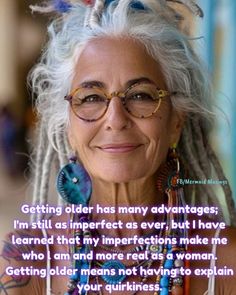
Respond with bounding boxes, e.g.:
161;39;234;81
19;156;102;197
89;175;164;238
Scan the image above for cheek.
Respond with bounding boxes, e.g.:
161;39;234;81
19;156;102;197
144;113;172;166
68;114;95;154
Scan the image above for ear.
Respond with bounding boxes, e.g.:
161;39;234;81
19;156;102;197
169;110;185;146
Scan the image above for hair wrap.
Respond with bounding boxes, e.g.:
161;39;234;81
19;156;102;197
30;0;203;20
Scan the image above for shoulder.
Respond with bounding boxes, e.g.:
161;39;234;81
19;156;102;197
193;225;236;294
216;226;236;268
188;217;236;294
0;229;46;295
213;226;236;294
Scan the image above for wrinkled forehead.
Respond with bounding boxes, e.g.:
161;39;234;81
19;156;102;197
72;37;167;90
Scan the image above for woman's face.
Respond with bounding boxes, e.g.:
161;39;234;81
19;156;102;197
68;38;183;183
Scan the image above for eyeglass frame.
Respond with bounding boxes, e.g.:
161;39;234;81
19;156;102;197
64;82;175;122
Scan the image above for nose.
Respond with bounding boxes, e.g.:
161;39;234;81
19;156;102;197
104;96;132;131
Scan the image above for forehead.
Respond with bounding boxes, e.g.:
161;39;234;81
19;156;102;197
72;37;166;89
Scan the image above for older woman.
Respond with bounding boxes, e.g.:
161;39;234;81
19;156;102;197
1;0;236;294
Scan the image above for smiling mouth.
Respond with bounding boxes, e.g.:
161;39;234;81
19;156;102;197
98;144;142;153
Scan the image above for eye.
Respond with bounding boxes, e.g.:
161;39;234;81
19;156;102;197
81;94;105;103
128;92;155;101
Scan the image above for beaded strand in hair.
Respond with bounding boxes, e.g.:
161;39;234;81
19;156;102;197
37;143;55;221
31;122;49;222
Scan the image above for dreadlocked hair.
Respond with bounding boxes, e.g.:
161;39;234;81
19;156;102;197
29;0;236;225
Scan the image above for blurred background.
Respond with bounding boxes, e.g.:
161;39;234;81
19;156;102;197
0;0;235;238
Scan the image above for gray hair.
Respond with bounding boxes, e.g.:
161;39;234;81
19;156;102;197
29;0;236;224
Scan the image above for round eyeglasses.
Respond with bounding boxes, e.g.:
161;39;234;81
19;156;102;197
65;82;173;122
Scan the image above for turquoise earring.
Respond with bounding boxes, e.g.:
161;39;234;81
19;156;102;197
56;156;92;205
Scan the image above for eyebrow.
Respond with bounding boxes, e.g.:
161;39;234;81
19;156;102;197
125;77;156;88
79;77;156;89
80;80;105;88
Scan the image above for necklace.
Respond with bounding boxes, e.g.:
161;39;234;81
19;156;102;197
90;258;154;295
64;211;187;295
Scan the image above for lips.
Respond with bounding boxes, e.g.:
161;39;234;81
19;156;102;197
97;143;142;153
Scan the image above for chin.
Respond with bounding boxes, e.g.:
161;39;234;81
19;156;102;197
99;176;137;183
85;160;150;183
95;168;147;183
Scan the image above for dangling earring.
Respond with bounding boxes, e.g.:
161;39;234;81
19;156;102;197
156;144;187;295
56;155;92;295
165;143;186;235
56;155;92;205
158;143;187;241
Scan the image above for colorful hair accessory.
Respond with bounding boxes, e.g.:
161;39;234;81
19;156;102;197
30;0;72;14
104;0;145;10
53;0;72;13
83;0;94;5
104;0;115;7
130;0;146;10
166;0;203;18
